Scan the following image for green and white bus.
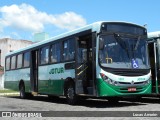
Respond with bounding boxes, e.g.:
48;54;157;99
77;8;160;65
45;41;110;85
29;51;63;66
148;31;160;95
4;21;151;104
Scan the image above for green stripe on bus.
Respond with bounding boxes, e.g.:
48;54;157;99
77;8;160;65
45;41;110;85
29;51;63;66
5;79;64;95
38;79;64;95
4;80;31;92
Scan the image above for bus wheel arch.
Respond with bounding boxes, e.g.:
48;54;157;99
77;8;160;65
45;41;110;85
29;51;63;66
64;77;77;105
19;80;26;99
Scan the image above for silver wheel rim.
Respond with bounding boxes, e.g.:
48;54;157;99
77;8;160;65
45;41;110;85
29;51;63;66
67;87;74;99
20;86;24;97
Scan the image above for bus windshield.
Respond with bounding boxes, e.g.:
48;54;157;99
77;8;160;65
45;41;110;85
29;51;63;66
99;34;149;69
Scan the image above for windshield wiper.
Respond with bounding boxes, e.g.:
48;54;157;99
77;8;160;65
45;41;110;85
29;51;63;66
113;33;126;49
113;33;130;59
134;36;141;50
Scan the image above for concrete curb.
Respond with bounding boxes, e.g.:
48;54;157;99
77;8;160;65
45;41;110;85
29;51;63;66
0;92;19;96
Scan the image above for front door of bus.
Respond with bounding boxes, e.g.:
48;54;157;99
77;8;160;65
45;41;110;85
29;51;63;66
31;50;38;92
75;34;94;95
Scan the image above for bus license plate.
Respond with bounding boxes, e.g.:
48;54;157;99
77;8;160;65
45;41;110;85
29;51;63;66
128;88;136;92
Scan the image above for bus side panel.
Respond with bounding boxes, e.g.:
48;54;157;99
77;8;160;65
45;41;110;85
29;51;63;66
5;71;19;91
38;63;75;95
4;68;31;92
21;68;31;92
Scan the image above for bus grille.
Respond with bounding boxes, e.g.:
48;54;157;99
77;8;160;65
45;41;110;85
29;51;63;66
119;81;144;85
111;70;149;76
102;68;150;76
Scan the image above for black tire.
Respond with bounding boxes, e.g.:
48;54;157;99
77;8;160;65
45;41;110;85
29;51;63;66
65;82;77;105
19;84;26;99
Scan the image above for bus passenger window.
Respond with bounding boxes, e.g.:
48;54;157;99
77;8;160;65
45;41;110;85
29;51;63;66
63;39;75;61
51;43;61;63
40;46;49;64
17;54;23;68
11;56;16;69
24;52;30;67
6;57;10;70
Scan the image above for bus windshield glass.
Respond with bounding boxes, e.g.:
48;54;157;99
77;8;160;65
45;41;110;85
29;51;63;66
99;33;149;69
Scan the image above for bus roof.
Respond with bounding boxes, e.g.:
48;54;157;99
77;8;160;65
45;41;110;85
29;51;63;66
6;21;145;56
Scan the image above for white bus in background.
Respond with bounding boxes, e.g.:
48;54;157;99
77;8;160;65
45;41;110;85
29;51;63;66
4;21;151;105
148;31;160;95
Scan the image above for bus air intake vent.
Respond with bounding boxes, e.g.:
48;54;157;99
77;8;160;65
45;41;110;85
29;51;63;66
102;68;150;77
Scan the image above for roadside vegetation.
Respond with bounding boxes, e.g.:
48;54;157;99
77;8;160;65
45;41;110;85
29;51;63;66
0;89;17;93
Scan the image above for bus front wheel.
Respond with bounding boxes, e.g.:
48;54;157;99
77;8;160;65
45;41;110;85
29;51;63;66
65;82;77;105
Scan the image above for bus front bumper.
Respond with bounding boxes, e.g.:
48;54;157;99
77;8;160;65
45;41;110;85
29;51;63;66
96;78;151;97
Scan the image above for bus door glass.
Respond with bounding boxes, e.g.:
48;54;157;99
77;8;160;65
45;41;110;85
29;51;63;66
75;34;93;94
148;42;157;93
156;39;160;93
31;50;39;92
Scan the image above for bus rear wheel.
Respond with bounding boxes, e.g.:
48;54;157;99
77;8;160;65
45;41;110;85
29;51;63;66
19;84;26;99
65;82;77;105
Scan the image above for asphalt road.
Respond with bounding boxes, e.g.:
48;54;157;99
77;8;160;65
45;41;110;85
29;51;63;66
0;95;160;120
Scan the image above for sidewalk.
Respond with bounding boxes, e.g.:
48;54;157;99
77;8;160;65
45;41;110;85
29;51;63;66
0;88;19;96
0;92;19;96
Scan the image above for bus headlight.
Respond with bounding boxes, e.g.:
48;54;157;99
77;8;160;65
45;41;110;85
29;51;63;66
100;73;118;86
144;79;151;84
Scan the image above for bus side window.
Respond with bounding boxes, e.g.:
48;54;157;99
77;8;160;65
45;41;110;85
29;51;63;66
6;57;10;70
40;46;49;65
11;56;16;69
51;43;61;63
63;39;75;61
17;54;23;68
23;52;30;67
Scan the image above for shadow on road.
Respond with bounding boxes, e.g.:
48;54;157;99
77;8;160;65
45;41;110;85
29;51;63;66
5;95;148;108
74;98;146;108
123;97;160;104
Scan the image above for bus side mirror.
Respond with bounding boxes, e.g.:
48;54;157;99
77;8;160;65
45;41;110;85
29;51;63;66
99;38;104;50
